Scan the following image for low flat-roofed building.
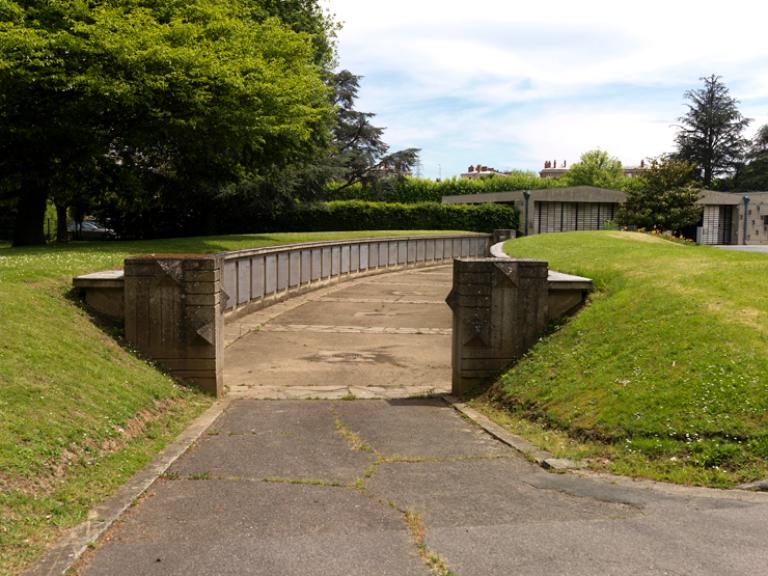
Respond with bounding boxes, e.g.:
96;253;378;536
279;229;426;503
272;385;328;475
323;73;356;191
697;190;768;245
442;186;626;236
443;186;768;245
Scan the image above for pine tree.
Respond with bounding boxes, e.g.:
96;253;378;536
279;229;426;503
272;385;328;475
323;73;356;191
675;75;751;187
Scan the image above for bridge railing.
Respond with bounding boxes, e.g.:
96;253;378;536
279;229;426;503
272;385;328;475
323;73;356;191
220;234;491;317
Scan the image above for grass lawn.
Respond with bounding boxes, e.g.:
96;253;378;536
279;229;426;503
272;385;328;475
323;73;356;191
470;231;768;488
0;230;466;575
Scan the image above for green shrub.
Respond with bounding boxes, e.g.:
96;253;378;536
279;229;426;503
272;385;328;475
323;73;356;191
273;200;518;233
324;173;566;203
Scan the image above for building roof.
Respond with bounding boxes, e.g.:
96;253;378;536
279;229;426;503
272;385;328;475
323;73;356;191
697;190;768;205
442;186;627;205
443;187;768;208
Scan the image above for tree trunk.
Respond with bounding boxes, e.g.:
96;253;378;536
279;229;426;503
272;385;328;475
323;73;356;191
55;201;69;243
12;180;48;246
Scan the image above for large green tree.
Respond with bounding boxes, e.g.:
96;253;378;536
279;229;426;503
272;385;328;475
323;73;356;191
1;0;333;245
328;70;420;192
563;149;623;188
618;156;702;233
675;74;751;187
734;124;768;191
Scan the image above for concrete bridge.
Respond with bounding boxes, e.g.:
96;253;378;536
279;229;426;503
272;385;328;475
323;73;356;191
51;238;768;576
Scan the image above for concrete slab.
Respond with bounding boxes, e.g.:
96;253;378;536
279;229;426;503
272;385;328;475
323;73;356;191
328;281;449;302
81;480;429;576
269;300;452;329
334;399;510;458
168;400;375;483
366;459;638;529
366;456;768;576
426;496;768;576
76;399;768;576
225;329;451;395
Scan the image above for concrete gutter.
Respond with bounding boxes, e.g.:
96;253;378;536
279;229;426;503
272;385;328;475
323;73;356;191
442;395;584;471
23;399;231;576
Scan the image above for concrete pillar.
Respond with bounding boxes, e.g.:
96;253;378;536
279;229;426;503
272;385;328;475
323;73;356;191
124;254;223;396
446;258;549;396
492;229;516;244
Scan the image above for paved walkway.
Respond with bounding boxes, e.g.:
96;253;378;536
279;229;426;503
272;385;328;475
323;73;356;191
714;245;768;253
78;399;768;576
75;267;768;575
224;266;455;399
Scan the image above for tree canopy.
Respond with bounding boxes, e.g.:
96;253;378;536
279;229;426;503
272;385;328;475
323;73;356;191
733;124;768;191
675;74;751;187
328;70;420;192
563;149;623;188
618;156;702;233
1;0;334;244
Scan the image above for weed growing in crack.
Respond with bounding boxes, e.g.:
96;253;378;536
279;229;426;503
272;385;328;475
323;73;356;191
187;472;211;480
262;477;345;488
405;510;456;576
332;415;373;452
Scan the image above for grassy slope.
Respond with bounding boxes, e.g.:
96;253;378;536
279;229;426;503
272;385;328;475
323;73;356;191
0;230;464;575
482;231;768;487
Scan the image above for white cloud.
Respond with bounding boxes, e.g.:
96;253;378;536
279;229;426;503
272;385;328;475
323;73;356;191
323;0;768;177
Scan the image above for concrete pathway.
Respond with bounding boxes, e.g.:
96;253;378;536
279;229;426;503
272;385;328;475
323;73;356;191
74;267;768;575
78;399;768;576
224;266;455;399
713;244;768;253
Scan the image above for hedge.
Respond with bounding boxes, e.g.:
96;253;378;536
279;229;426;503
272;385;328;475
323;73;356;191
272;200;518;233
324;172;567;203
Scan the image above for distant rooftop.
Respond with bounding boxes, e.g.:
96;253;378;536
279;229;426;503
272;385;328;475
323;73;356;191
540;159;650;179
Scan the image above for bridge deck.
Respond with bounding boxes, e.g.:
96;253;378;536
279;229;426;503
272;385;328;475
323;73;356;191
224;265;454;399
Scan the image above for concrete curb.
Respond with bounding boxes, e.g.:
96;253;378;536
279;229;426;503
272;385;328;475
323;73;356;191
738;479;768;492
442;395;584;471
23;398;231;576
489;241;509;258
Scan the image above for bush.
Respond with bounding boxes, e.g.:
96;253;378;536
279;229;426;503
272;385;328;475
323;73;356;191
271;200;518;233
324;173;566;203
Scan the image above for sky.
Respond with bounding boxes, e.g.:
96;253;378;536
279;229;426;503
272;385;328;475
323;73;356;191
323;0;768;180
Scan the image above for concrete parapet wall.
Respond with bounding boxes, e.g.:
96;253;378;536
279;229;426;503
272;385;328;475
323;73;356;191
446;256;593;395
220;234;491;318
447;258;549;395
124;255;223;396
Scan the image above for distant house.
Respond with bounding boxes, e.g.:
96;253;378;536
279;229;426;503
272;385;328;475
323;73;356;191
539;160;649;179
460;164;508;179
442;185;768;245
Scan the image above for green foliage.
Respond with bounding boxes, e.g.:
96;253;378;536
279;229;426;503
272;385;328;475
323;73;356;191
248;0;338;67
274;200;518;232
498;231;768;486
0;0;335;244
617;156;702;232
324;172;566;203
675;74;751;186
562;149;623;188
326;70;420;190
733;124;768;191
